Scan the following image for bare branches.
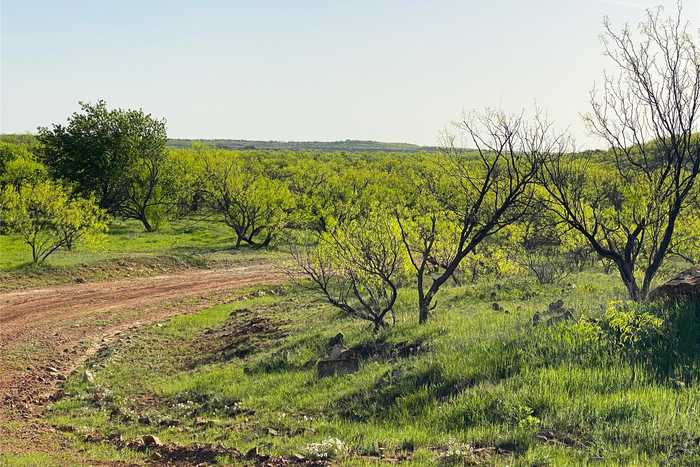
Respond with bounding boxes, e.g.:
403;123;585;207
290;214;403;332
397;109;566;323
543;3;700;301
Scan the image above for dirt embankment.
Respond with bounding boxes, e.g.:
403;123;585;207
0;262;286;456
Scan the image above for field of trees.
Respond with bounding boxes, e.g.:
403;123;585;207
3;5;700;466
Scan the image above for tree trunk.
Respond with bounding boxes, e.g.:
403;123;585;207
416;271;431;324
140;215;154;233
418;299;429;324
617;262;641;301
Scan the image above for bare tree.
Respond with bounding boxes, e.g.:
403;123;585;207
539;3;700;301
291;215;402;332
397;110;562;323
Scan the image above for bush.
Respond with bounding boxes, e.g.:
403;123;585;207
517;248;572;285
291;212;405;332
0;181;107;263
598;300;700;382
2;156;48;190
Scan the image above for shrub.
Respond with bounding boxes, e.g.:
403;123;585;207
291;212;404;332
598;300;700;382
601;302;665;376
1;181;107;263
199;150;295;248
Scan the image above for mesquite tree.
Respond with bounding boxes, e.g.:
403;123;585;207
1;181;106;263
539;4;700;301
291;213;403;332
200;149;294;248
397;110;562;323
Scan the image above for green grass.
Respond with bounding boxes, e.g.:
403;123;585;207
44;269;700;465
0;218;286;291
0;218;241;271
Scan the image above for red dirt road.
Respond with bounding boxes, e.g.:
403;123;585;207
0;263;285;457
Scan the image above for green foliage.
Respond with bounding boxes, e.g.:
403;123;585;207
198;147;295;248
2;155;48;190
293;210;406;330
0;133;43;154
38;100;168;231
46;270;700;465
0;140;49;192
600;300;700;382
0;181;107;263
603;302;665;364
0;141;33;173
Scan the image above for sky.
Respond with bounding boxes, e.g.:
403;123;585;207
1;0;699;149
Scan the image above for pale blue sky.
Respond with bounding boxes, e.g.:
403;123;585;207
1;0;698;148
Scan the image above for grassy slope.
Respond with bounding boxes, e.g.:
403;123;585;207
31;268;700;466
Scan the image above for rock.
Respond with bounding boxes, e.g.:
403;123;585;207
46;366;60;374
328;343;346;359
337;348;358;359
545;310;574;326
548;299;565;313
327;333;344;348
84;433;102;443
532;312;541;326
649;266;700;300
84;370;95;384
107;432;124;445
266;428;278;436
316;357;359;378
141;434;163;447
194;417;211;427
532;300;575;327
159;418;179;427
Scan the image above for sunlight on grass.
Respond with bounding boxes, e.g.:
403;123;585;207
42;271;700;465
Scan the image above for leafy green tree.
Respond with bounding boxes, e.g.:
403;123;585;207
199;149;295;248
1;181;106;263
0;134;43;155
0;140;48;190
2;156;48;191
38;100;168;231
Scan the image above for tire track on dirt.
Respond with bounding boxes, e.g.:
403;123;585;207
0;262;286;457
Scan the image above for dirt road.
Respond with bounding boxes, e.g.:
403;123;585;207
0;262;285;457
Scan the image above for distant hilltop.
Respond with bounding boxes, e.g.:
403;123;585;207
167;138;441;153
